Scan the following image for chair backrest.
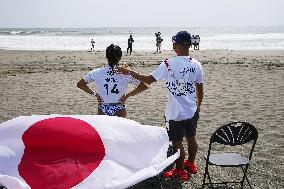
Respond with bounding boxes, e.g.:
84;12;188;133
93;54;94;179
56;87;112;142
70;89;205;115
210;122;258;146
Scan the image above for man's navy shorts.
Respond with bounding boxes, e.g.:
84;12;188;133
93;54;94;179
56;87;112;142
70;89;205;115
167;111;199;141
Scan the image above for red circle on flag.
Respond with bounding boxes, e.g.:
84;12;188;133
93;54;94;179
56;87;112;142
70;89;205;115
18;117;105;189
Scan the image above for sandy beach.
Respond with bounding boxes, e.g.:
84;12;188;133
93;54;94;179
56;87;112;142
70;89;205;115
0;49;283;188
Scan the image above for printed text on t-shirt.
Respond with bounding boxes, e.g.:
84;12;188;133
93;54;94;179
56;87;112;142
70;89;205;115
104;77;119;95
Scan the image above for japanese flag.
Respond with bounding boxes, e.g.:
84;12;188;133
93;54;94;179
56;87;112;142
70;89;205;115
0;115;179;189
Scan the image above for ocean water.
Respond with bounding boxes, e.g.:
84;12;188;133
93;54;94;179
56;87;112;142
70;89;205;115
0;26;283;51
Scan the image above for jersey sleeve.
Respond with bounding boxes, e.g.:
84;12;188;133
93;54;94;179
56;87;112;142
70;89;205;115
195;62;204;84
151;60;168;81
83;69;99;84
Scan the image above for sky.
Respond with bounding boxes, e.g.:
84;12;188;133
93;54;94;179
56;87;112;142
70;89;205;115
0;0;284;28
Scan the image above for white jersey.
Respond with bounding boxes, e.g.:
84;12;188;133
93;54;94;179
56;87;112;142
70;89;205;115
83;65;140;103
152;56;204;121
196;36;200;43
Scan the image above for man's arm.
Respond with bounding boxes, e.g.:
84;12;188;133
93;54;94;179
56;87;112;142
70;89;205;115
195;83;203;111
129;70;156;85
116;66;156;85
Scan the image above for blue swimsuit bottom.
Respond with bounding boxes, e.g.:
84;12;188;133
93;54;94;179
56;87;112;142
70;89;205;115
99;103;125;116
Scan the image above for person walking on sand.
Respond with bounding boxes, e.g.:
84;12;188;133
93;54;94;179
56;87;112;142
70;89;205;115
155;32;163;53
127;35;134;55
115;31;204;181
195;35;200;50
191;35;196;49
90;39;95;51
77;44;148;118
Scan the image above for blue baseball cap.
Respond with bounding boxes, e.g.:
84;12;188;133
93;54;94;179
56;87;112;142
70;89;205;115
172;31;192;46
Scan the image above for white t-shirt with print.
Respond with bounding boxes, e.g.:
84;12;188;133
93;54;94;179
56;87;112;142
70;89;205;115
152;56;204;121
83;65;140;103
196;36;200;43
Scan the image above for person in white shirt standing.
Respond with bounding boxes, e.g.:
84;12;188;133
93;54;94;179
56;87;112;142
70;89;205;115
116;31;204;181
77;44;148;118
194;35;200;50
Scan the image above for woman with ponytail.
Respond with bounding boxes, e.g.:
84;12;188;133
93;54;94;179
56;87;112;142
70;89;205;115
77;44;148;117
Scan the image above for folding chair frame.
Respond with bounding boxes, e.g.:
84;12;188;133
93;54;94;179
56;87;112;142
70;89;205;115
202;121;258;189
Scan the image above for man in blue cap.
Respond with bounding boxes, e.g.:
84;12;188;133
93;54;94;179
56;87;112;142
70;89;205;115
115;31;204;181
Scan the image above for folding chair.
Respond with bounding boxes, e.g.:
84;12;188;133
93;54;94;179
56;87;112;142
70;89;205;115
202;121;258;189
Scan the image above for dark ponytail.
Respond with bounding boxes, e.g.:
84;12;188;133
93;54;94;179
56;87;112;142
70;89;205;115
106;44;122;68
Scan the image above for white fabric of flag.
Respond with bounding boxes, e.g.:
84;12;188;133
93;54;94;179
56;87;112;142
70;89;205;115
0;115;179;189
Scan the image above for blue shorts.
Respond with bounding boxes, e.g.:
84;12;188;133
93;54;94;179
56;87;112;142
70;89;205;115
167;111;199;141
99;103;125;116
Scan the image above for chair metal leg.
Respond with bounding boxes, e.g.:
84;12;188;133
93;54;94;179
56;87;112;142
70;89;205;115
202;168;207;188
241;166;253;189
202;166;214;188
207;171;214;188
202;163;213;188
240;165;247;188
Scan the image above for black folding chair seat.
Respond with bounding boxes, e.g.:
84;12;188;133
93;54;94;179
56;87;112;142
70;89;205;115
205;152;250;166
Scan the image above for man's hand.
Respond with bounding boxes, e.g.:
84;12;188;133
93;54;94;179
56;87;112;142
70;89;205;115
115;64;131;75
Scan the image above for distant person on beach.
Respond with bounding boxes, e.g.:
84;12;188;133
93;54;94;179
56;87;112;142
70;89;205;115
155;32;163;53
191;35;196;49
127;35;134;55
193;35;200;50
116;31;204;181
90;39;95;51
77;44;148;118
190;35;195;49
